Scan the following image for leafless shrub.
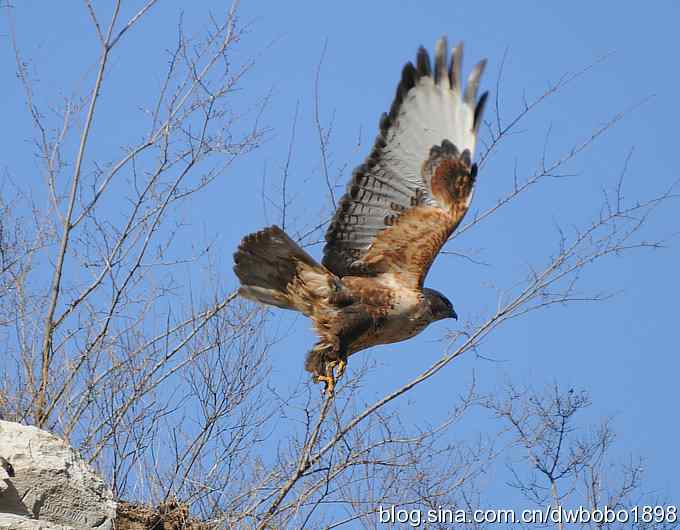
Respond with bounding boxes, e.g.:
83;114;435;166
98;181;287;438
1;0;271;502
483;383;678;530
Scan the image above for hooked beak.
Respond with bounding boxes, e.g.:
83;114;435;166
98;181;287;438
449;308;458;320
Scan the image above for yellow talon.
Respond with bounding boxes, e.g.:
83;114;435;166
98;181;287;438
335;359;347;380
316;373;336;396
316;359;348;397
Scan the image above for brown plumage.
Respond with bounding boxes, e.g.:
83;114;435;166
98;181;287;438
233;37;487;394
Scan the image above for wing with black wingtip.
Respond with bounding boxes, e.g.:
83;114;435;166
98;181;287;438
322;37;488;288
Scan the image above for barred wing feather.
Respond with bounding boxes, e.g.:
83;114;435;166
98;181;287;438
323;37;488;284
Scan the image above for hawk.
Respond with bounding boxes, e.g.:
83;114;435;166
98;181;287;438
234;37;487;394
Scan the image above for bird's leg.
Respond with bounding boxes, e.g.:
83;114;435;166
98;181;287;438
316;373;336;397
335;358;347;380
317;357;348;397
313;358;336;396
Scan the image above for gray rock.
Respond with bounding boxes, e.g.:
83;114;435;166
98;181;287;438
0;421;116;530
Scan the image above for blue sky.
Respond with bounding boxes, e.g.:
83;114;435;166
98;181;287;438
2;0;678;513
238;0;680;503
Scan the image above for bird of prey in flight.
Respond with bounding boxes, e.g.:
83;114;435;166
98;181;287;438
234;37;487;394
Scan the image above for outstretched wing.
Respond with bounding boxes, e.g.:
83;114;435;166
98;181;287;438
322;37;487;289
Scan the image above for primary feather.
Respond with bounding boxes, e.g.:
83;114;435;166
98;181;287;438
323;36;487;278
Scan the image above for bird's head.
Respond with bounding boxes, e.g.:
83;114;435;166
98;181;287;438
423;288;458;322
